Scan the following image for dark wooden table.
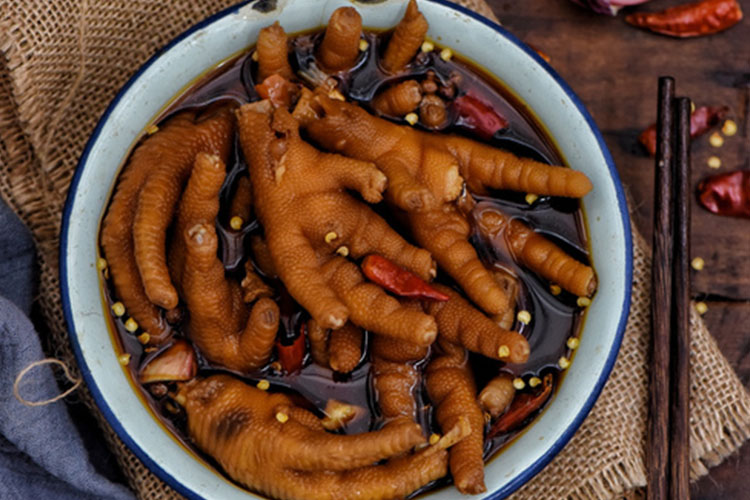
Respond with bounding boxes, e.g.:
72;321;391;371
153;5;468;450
484;0;750;497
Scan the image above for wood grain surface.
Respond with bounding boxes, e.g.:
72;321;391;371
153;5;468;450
483;0;750;497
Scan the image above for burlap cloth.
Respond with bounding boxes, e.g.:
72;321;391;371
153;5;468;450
1;0;749;498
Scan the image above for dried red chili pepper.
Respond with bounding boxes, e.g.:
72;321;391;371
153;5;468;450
487;373;554;439
625;0;743;38
638;105;729;156
276;322;307;373
255;74;297;108
697;169;750;218
361;254;450;301
453;93;508;140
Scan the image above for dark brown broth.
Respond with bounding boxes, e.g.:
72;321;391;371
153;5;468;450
103;26;591;496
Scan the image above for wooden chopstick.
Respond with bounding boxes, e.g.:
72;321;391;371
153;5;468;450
669;97;691;499
647;76;675;500
647;79;692;500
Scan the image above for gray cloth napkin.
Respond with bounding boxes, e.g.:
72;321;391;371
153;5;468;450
0;200;134;500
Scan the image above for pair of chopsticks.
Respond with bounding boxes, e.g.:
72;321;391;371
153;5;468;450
647;77;691;500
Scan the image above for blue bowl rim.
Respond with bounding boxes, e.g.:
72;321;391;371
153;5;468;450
59;1;634;499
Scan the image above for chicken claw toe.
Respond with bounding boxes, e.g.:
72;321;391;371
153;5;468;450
179;375;463;500
180;223;279;372
426;284;529;364
425;341;487;494
101;108;234;343
328;322;363;373
133;107;234;310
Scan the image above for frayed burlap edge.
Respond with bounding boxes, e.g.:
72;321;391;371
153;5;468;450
1;1;749;500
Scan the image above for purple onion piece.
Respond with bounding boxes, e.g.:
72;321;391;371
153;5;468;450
569;0;651;16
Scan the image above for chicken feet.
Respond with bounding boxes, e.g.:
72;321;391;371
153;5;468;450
179;374;468;500
425;340;486;494
101;107;233;343
237;100;437;345
371;301;430;425
296;91;591;315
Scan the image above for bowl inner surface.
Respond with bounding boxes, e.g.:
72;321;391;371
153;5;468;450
61;0;632;498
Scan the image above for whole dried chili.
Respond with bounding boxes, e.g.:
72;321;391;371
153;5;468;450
276;322;307;374
625;0;743;38
638;105;729;156
697;169;750;218
361;254;450;301
453;93;508;140
487;373;554;438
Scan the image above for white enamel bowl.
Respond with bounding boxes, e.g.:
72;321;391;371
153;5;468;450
61;0;632;498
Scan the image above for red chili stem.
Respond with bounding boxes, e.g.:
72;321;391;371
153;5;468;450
697;169;750;218
625;0;743;38
453;93;508;140
276;322;307;374
487;373;554;439
361;255;449;301
638;105;729;156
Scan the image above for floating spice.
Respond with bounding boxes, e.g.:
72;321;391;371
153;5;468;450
453;93;508;140
111;301;125;317
488;373;554;437
276;322;307;374
229;216;244;230
516;310;532;324
697;169;750;218
439;47;453;61
361;255;449;301
639;105;729;155
625;0;743;38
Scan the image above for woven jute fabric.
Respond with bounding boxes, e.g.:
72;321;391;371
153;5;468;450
1;1;749;498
